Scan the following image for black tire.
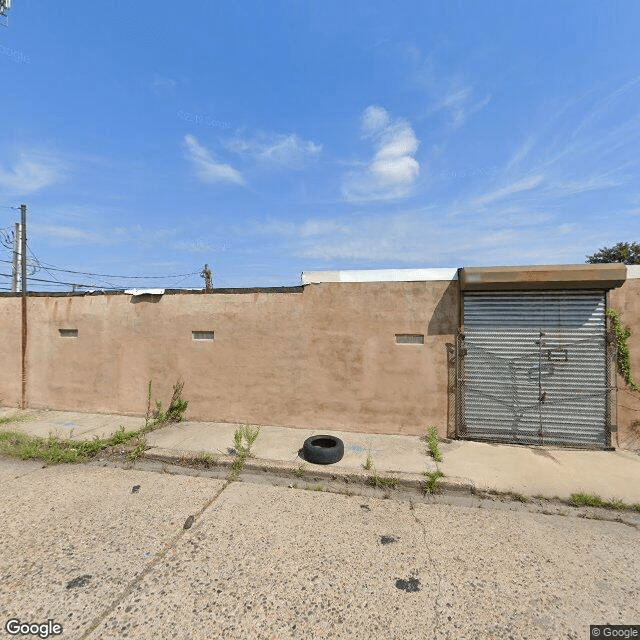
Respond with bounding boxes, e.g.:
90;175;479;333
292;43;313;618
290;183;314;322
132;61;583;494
303;435;344;465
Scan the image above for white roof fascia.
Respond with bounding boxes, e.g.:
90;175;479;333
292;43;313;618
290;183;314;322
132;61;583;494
301;268;458;284
124;288;166;295
625;265;640;278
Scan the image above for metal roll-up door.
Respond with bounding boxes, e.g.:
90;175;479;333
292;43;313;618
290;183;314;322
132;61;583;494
460;290;608;447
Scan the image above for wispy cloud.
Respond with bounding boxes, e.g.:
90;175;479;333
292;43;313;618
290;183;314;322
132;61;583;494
226;132;322;168
0;149;66;194
30;223;105;244
151;73;177;91
183;135;244;185
404;45;491;130
247;203;597;268
342;105;420;202
473;174;544;207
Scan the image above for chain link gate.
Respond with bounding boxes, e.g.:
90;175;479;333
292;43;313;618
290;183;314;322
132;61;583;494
455;327;618;448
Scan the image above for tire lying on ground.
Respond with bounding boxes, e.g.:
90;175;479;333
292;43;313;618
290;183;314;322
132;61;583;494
303;435;344;465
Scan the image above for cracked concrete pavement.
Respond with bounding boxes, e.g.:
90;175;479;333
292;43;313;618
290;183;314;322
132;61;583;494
1;457;638;639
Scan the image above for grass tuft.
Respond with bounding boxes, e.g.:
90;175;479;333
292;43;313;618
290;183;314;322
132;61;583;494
0;382;187;465
0;413;33;426
369;472;399;489
569;492;640;512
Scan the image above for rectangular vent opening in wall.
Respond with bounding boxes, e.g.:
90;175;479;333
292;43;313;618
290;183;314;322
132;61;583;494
59;329;78;338
395;334;424;344
192;331;214;341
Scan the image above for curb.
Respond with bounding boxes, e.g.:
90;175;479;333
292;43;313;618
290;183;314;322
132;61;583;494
141;447;476;496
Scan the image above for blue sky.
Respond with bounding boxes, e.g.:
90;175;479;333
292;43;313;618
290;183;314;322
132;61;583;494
1;1;639;290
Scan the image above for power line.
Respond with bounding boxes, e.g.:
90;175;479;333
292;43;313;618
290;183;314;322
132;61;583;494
25;243;113;290
25;252;200;279
2;242;202;282
24;275;123;288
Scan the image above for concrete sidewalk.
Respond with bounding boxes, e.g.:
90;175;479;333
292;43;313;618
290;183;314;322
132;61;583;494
1;406;639;503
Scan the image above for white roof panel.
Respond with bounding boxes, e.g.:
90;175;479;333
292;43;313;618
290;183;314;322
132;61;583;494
301;268;458;284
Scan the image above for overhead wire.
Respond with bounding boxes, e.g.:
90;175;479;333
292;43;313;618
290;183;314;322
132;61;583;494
22;243;203;291
26;243;115;290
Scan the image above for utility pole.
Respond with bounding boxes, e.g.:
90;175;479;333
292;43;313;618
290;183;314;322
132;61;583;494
11;222;20;292
201;263;213;292
20;203;27;409
20;203;27;294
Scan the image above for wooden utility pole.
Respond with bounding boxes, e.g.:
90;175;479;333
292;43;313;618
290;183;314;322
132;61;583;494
20;204;26;294
20;203;27;408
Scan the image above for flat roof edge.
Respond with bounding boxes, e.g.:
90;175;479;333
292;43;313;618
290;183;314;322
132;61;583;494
301;268;459;284
460;264;627;291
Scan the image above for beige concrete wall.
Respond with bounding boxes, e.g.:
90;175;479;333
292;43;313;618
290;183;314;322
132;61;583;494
2;275;640;449
1;280;458;437
0;296;22;407
609;279;640;451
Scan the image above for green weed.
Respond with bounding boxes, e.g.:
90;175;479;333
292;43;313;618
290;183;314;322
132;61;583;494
426;426;443;462
0;383;187;465
228;425;261;481
423;471;445;494
369;472;399;489
0;413;33;426
569;492;639;512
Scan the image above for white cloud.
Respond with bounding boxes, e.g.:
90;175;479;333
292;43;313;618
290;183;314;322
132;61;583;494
183;135;244;185
0;150;65;193
299;219;351;238
30;223;105;243
404;46;491;130
151;74;176;90
362;106;390;135
342;106;421;201
473;175;544;207
226;133;322;168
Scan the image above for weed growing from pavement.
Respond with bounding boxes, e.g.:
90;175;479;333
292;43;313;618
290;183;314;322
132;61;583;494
199;453;214;467
0;413;33;426
145;380;153;428
506;492;530;503
363;454;373;470
422;471;445;494
295;465;306;477
369;472;399;489
228;425;260;481
0;427;137;464
153;380;188;425
425;426;443;462
0;383;188;465
569;492;640;512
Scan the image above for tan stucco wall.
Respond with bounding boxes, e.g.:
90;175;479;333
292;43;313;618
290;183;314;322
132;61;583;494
4;277;637;448
609;278;640;451
0;296;22;407
1;280;458;437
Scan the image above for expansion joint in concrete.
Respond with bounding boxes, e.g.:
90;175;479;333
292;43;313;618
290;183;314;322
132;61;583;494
80;478;232;639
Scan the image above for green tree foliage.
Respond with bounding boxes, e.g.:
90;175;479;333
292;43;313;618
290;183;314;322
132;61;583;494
586;241;640;265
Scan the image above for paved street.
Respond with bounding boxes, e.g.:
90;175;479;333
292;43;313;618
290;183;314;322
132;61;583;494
1;457;638;639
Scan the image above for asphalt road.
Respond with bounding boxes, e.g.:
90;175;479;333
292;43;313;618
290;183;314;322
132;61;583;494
0;457;638;640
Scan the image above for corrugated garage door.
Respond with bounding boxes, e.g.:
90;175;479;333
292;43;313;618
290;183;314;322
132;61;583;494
460;291;608;447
